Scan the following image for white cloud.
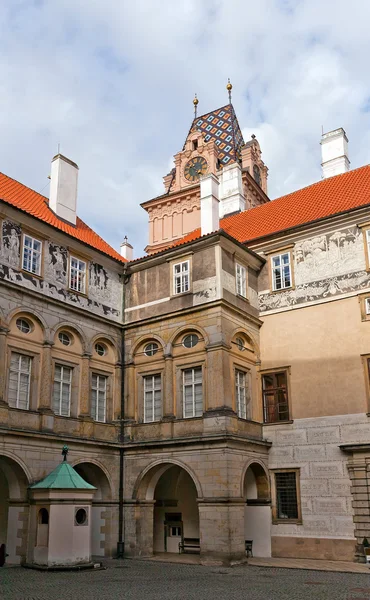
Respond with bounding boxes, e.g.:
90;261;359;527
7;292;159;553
1;0;370;256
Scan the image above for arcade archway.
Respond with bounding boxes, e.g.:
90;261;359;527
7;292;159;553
0;455;30;564
243;461;271;557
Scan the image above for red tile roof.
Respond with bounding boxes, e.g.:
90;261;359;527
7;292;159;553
177;165;370;247
0;172;126;263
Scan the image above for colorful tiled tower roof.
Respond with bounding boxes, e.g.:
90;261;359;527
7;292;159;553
190;103;245;165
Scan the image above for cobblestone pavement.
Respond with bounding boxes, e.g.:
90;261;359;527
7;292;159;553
2;559;370;600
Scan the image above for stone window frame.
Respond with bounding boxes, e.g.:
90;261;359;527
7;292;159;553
270;468;302;524
360;354;370;415
235;262;248;299
89;367;113;423
265;245;295;293
51;357;80;419
6;344;41;412
234;366;251;420
361;226;370;272
358;292;370;322
20;229;45;279
260;366;292;425
169;254;193;297
68;251;89;296
174;358;206;420
136;366;164;424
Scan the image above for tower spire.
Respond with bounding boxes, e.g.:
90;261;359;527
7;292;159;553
226;78;232;103
193;93;199;118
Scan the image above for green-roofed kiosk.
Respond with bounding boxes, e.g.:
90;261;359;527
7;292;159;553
27;446;96;569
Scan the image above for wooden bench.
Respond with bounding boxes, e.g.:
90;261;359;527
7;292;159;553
245;540;253;557
179;538;200;554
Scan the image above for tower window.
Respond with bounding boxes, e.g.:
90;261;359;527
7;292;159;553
192;140;198;151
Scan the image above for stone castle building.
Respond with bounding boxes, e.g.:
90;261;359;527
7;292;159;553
2;85;370;566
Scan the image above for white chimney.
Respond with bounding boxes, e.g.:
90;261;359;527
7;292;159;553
49;154;78;224
200;173;220;236
321;128;350;179
120;236;133;261
219;162;246;217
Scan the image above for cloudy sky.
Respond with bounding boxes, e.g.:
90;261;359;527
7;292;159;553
1;0;370;256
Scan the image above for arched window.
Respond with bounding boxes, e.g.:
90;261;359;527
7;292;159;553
38;508;49;524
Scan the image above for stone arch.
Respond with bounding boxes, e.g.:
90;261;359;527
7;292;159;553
6;306;48;340
72;460;113;557
242;458;271;558
169;324;209;348
241;459;270;501
0;453;31;564
130;334;166;362
72;460;113;500
133;459;203;501
90;333;120;361
51;321;88;352
230;326;260;359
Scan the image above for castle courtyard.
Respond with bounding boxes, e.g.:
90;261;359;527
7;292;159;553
1;560;370;600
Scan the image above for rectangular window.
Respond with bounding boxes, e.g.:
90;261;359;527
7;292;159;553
69;256;86;293
23;234;42;275
183;367;203;418
8;352;32;410
274;471;299;520
262;371;289;423
235;369;249;419
53;365;72;417
366;230;370;263
91;373;107;422
272;253;291;290
173;260;190;295
236;263;247;298
144;374;162;423
366;298;370;315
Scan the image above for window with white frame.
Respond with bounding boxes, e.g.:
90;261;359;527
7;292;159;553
173;260;190;295
235;369;250;419
183;366;203;418
69;256;87;293
271;252;292;290
366;230;370;262
8;352;32;410
366;298;370;315
236;263;247;298
23;234;42;275
53;365;72;417
143;374;162;423
91;373;107;422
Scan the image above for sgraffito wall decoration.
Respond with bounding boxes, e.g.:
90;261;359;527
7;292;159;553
259;226;369;311
0;220;122;322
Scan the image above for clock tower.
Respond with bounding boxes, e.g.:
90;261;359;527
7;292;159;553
141;84;269;254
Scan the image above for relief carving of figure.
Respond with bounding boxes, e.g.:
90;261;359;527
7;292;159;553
2;221;21;267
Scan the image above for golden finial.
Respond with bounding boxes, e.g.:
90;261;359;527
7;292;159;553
227;78;232;103
193;93;199;117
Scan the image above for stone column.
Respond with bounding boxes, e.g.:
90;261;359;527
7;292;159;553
198;499;245;565
163;353;175;420
39;341;54;412
113;362;122;422
0;326;9;405
79;352;92;418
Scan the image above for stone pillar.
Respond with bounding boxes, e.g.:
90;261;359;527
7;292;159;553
39;341;54;412
205;344;234;414
79;352;92;418
124;501;154;557
113;362;122;421
198;499;245;565
124;363;135;421
347;456;370;561
163;354;175;419
0;326;9;405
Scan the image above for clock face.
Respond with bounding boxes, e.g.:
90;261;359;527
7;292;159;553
184;156;208;182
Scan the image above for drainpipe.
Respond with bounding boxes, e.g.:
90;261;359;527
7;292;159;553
116;266;129;559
